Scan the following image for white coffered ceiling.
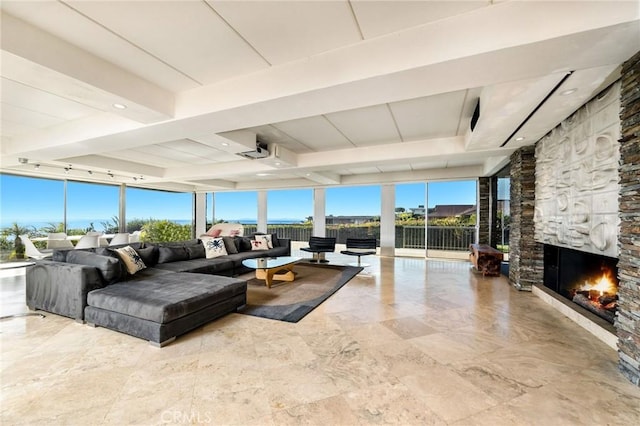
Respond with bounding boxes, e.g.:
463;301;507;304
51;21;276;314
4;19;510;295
1;1;638;192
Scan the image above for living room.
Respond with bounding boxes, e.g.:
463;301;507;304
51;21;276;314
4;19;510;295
1;1;639;424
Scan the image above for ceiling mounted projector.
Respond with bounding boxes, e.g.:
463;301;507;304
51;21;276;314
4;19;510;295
236;141;269;160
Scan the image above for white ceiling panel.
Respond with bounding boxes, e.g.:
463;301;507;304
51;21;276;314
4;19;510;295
390;90;468;141
272;117;354;151
1;78;99;120
1;103;64;129
102;149;186;168
326;104;401;146
66;0;268;85
158;139;224;158
345;166;381;175
410;160;447;170
352;0;489;39
377;163;412;173
211;0;362;65
0;116;36;138
1;1;197;92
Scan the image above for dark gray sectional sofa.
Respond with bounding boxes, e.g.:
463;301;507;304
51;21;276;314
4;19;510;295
26;235;290;346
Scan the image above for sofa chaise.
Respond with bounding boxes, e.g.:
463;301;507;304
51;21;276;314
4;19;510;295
26;234;290;346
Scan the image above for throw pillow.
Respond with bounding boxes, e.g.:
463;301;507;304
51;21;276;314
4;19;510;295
205;228;222;238
114;246;146;274
237;237;253;252
251;239;268;250
134;246;158;266
186;243;205;259
222;236;238;254
201;237;228;258
157;246;189;263
258;234;273;249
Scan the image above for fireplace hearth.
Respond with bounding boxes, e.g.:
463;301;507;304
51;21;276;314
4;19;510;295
543;244;619;324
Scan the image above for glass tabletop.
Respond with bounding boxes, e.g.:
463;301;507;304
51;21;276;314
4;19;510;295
242;256;302;270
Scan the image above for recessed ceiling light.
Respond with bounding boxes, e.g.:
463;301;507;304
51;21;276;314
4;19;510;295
256;173;271;177
515;137;525;141
559;88;577;96
221;142;229;147
112;103;127;109
275;162;281;166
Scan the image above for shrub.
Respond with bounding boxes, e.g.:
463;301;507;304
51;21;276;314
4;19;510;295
142;220;191;242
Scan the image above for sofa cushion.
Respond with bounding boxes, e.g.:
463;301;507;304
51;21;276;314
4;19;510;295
66;250;123;284
134;246;158;267
152;258;235;275
158;246;189;263
186;243;205;259
87;273;246;323
222;236;238;254
236;237;253;252
113;246;147;275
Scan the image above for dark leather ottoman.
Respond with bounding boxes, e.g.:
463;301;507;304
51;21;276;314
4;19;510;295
85;273;246;347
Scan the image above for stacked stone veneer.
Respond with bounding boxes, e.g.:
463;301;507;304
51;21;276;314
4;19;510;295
478;177;491;245
618;51;640;386
509;147;543;291
534;82;621;258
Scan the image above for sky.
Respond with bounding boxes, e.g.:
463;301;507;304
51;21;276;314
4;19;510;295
1;174;477;229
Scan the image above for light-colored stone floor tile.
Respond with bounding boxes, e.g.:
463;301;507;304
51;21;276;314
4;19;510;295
367;340;438;379
343;383;447;425
192;386;273;425
380;315;438;339
408;332;487;365
343;322;405;348
253;335;317;367
261;362;342;410
271;395;359;425
400;368;499;423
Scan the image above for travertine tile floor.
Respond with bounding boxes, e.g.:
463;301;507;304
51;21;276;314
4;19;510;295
1;254;640;425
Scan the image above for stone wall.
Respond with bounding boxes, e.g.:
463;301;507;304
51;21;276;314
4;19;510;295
478;177;490;245
617;51;640;386
509;147;543;291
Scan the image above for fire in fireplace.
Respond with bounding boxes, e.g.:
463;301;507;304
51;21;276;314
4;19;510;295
543;244;619;324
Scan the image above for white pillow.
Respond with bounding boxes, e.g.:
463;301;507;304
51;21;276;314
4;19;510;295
251;239;269;250
258;234;273;249
201;237;228;258
114;245;146;274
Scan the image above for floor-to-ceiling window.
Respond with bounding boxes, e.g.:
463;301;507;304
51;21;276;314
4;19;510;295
125;187;193;242
395;182;426;256
426;180;477;256
267;189;312;241
497;176;510;256
326;185;381;244
214;191;258;234
67;181;119;234
1;174;64;259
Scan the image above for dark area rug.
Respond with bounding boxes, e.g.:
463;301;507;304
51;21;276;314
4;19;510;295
236;263;362;323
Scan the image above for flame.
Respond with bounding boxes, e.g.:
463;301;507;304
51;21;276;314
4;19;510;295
576;269;617;298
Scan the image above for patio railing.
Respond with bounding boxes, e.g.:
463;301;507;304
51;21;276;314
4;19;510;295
243;224;476;252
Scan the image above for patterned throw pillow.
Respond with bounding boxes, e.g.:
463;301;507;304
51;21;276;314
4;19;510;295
251;239;268;250
201;237;228;258
258;234;273;249
114;245;146;274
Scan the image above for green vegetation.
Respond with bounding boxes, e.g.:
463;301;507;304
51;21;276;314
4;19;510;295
141;220;191;243
1;222;33;259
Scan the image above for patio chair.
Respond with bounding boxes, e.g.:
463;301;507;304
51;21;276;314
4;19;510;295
341;238;377;267
19;234;53;260
300;236;336;263
46;232;73;249
74;235;99;249
108;233;130;246
129;231;141;243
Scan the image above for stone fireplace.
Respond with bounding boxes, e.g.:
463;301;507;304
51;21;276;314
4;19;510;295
509;51;640;386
